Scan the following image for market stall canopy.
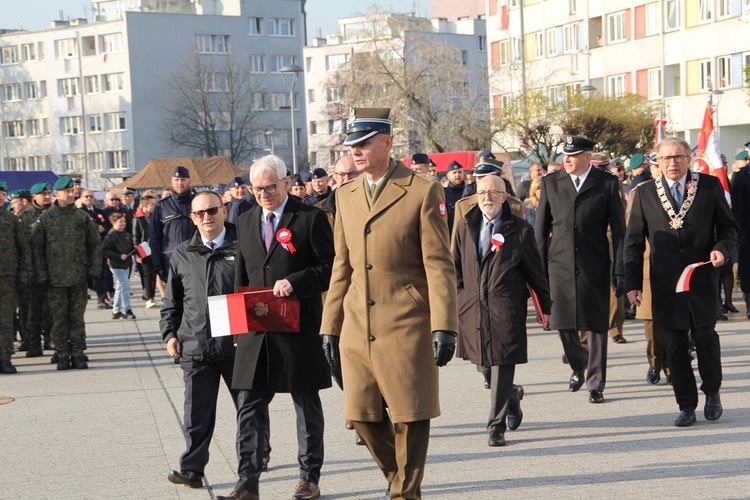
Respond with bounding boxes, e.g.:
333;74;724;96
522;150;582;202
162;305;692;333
109;157;247;190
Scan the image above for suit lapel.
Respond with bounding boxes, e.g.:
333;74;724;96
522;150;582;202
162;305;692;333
577;167;600;197
348;176;372;218
557;170;578;198
248;208;265;255
265;200;298;261
367;165;411;221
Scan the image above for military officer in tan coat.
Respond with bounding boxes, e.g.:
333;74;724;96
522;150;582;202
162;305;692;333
320;108;459;499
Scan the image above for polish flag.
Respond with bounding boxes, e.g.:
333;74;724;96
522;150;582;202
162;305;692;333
135;241;151;258
694;102;731;205
675;262;710;293
208;294;250;337
654;119;667;146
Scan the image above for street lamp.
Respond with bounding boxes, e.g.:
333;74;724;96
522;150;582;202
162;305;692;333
279;64;303;175
580;84;597;95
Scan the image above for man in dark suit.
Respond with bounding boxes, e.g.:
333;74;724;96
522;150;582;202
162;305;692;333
730;148;750;317
535;135;626;404
217;155;334;500
625;136;738;427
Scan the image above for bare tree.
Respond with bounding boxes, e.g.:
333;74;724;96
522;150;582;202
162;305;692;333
325;10;492;157
163;53;267;165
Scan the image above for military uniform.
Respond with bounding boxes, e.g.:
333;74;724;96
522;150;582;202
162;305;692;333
0;209;31;373
31;187;102;367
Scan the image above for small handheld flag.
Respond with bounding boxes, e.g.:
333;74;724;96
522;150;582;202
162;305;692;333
676;262;710;293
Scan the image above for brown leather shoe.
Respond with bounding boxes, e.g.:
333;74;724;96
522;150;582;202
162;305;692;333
216;487;259;500
293;479;320;499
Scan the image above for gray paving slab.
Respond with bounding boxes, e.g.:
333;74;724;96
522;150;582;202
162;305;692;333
2;283;750;499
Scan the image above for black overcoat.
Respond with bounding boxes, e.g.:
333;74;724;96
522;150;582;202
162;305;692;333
535;167;626;331
232;196;334;393
454;204;551;367
624;174;738;330
730;165;750;286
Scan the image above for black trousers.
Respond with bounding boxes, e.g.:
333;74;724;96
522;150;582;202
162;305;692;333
235;388;324;493
179;357;239;474
663;325;722;410
137;256;156;300
559;329;607;392
478;365;516;432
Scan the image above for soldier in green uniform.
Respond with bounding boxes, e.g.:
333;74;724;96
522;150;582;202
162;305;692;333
19;182;54;357
31;177;102;370
0;204;32;374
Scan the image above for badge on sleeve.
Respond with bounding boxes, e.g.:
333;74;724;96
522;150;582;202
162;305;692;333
438;201;446;217
491;233;505;253
276;228;296;254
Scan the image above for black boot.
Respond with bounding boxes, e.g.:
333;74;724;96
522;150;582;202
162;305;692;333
745;294;750;319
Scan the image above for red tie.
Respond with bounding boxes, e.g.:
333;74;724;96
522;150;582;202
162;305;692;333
264;212;275;251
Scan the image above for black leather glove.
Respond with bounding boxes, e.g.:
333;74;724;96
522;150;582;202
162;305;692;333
87;274;98;290
157;268;169;283
613;275;626;298
322;335;340;374
433;331;456;367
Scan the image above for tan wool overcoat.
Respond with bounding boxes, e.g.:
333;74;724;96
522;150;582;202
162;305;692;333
321;161;459;423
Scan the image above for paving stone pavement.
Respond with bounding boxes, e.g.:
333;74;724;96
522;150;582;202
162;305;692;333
2;285;750;499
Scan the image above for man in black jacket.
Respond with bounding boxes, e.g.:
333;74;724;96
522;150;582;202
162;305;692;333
161;190;239;489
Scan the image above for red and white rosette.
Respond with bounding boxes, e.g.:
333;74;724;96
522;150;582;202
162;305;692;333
276;228;296;254
491;233;505;253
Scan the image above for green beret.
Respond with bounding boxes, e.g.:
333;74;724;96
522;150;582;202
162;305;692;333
53;176;74;191
736;151;749;161
8;189;31;201
0;180;7;191
30;182;51;195
627;153;645;170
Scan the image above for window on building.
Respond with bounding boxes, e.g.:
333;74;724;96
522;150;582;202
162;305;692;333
102;73;125;92
105;112;127;131
329;119;346;134
534;32;544;59
607;74;627;97
61;116;83;135
43;118;49;135
248;17;262;35
6;157;26;170
27;119;41;136
699;58;712;91
249;55;265;73
40;80;47;98
309;121;317;135
511;37;522;62
25;82;39;99
607;11;626;43
208;73;228;92
194;35;229;54
270;55;297;73
100;33;123;53
699;0;713;23
38;41;45;61
327;87;341;102
717;0;731;18
89;152;103;171
645;3;660;35
272;129;290;147
478;35;486;52
665;0;680;30
501;40;510;66
546;28;557;56
21;43;35;61
89;115;102;133
62;154;84;171
59;77;80;97
28;156;43;171
56;38;78;59
325;53;349;71
647;68;662;99
81;36;96;56
308;89;315;103
330;150;345;164
3;121;24;138
252;92;266;110
310;152;318;166
563;23;579;53
717;55;732;88
85;75;99;94
569;0;577;14
1;45;20;65
270;92;291;110
2;83;22;101
107;150;129;170
266;18;294;36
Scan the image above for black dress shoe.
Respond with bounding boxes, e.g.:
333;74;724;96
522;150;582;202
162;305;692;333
26;346;43;358
569;369;585;392
488;429;506;447
71;355;88;369
50;352;60;363
261;455;270;472
57;356;71;371
97;302;112;309
717;313;728;321
704;393;723;421
18;340;29;352
216;487;259;500
507;385;524;431
646;366;660;384
168;470;203;488
612;334;627;344
588;390;605;403
1;360;18;374
724;304;740;313
675;407;696;427
562;354;568;364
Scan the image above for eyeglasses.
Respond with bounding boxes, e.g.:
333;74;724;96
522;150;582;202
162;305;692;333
333;171;360;180
657;155;688;164
83;195;94;198
251;178;286;196
192;206;221;218
476;190;506;198
108;198;120;201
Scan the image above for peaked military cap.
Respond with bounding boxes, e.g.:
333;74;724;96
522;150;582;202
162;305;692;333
53;176;74;191
30;182;51;194
562;135;596;155
228;176;245;188
311;168;328;179
121;188;135;195
447;160;463;172
473;158;505;177
172;166;190;178
72;177;82;185
299;171;313;182
411;153;430;165
291;176;305;187
477;150;496;161
343;107;392;146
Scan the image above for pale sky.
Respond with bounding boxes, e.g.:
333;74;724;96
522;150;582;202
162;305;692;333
3;0;430;41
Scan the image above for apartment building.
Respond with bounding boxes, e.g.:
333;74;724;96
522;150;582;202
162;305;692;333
0;0;307;189
303;12;488;169
487;0;750;157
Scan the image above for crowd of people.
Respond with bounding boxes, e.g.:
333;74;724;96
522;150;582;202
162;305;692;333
2;110;749;499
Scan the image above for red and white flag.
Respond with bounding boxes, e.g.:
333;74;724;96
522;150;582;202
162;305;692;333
694;102;731;205
135;241;151;258
208;293;249;337
654;118;667;146
675;262;710;293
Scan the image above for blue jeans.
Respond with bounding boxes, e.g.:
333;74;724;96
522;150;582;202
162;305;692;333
111;267;131;314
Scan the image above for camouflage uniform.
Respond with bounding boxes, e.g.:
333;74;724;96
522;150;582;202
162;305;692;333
0;210;31;365
19;202;53;354
31;202;102;359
